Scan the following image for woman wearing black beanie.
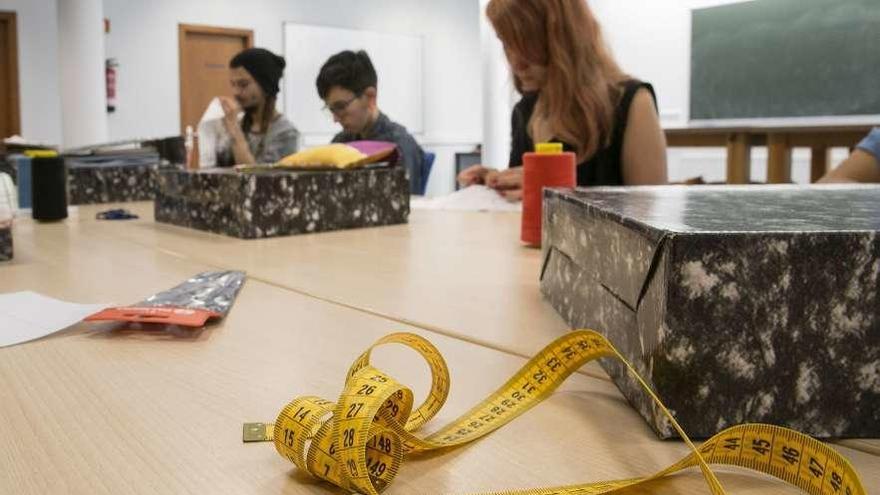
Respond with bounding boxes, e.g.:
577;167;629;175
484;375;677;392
217;48;300;166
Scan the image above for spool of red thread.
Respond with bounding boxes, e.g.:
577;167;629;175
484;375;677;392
521;143;576;247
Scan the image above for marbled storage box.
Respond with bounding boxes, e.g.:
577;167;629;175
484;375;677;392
540;185;880;439
155;166;410;239
0;225;12;262
66;156;159;205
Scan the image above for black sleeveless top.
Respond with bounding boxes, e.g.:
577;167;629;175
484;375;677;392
508;80;657;186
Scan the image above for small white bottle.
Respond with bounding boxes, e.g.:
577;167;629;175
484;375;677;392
184;125;194;169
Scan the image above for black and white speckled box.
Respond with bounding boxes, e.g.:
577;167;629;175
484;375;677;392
540;185;880;439
66;156;159;205
0;225;11;262
154;166;410;239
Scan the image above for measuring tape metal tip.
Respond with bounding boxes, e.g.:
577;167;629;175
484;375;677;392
243;422;274;443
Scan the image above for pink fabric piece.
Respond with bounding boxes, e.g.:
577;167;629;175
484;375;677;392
346;141;397;159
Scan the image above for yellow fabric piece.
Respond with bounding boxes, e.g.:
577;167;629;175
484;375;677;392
23;150;60;158
277;144;367;169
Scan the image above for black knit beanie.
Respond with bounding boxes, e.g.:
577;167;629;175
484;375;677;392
230;48;286;97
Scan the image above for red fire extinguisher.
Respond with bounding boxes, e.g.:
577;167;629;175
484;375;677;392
106;58;118;113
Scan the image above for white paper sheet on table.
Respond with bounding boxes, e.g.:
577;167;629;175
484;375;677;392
0;291;109;348
411;185;522;212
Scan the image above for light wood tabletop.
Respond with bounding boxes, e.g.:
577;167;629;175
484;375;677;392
1;205;877;494
61;202;575;363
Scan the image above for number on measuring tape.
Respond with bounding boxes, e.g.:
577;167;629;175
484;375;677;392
245;330;867;495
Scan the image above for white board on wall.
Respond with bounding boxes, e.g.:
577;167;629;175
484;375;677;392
282;23;424;136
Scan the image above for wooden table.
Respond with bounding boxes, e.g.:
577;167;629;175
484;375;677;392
665;124;876;184
1;205;878;494
80;203;573;365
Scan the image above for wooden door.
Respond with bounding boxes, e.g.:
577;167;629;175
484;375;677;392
178;24;253;133
0;11;20;139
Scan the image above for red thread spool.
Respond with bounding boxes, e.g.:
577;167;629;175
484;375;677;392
521;143;576;247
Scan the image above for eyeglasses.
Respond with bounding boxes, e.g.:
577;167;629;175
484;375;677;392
323;95;359;117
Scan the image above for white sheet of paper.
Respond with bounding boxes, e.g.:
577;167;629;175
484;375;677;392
0;291;108;348
200;97;226;122
197;97;245;168
411;185;522;212
197;98;225;168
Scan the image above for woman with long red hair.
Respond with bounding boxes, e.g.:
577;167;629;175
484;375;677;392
459;0;668;198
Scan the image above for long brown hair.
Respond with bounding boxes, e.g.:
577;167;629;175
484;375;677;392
487;0;628;161
241;95;277;157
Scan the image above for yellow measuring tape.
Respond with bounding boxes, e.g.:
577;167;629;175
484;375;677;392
243;330;866;494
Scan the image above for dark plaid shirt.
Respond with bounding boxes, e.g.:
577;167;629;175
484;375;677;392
333;112;425;194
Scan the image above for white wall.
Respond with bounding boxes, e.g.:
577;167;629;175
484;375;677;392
0;0;63;145
479;0;516;176
58;0;108;149
589;0;753;125
103;0;482;194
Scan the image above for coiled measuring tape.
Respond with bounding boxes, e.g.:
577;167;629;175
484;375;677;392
243;330;866;494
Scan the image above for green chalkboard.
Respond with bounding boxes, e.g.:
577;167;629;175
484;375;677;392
690;0;880;120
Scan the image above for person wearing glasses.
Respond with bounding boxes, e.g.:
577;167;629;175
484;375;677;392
216;48;300;167
820;128;880;183
316;50;425;193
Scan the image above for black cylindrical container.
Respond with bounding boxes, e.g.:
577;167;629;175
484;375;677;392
31;157;68;221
